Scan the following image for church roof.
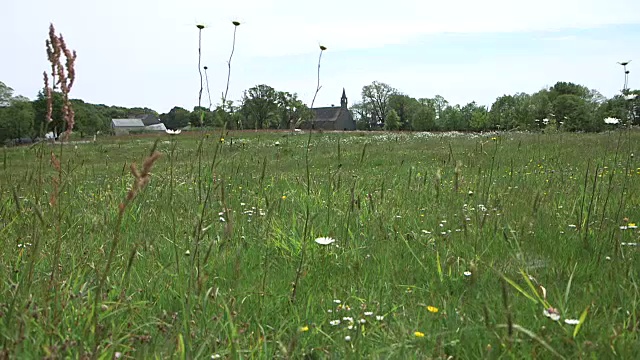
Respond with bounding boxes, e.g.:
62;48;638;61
312;106;343;122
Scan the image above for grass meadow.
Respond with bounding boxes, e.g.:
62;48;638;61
1;129;640;359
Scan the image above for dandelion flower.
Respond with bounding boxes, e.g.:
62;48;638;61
232;21;241;26
299;325;309;332
320;45;327;51
315;237;336;245
426;306;439;313
414;331;425;338
281;195;287;200
564;318;580;325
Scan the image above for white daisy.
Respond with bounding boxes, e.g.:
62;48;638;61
315;237;336;245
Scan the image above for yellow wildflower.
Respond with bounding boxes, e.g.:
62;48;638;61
414;331;425;338
427;306;439;313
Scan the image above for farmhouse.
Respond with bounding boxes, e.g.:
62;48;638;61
136;114;162;126
111;116;167;135
301;89;356;131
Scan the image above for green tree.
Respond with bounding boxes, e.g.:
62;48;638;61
239;84;280;129
431;95;449;129
388;94;421;130
350;101;373;130
361;81;397;126
277;91;313;129
440;105;463;130
552;94;591;131
530;89;552;127
189;106;215;127
548;81;590;103
0;100;35;142
469;105;490;131
33;89;64;137
384;109;400;131
489;95;518;130
71;99;108;136
0;81;15;107
160;106;191;130
410;104;436;131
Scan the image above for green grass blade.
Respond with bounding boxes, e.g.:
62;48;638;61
501;272;538;304
573;305;589;339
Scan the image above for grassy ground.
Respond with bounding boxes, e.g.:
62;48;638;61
1;129;639;359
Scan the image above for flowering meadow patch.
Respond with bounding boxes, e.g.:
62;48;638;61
0;130;639;358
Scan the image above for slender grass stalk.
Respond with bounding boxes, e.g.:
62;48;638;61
309;45;326;114
222;22;240;113
196;25;204;109
204;66;212;111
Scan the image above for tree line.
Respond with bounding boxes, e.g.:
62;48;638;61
1;78;638;143
351;80;639;132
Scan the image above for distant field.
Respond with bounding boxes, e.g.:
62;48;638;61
1;129;639;359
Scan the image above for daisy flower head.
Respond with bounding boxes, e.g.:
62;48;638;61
315;237;336;245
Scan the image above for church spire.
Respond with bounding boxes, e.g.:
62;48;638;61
340;88;347;108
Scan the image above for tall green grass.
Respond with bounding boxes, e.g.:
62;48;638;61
1;129;639;359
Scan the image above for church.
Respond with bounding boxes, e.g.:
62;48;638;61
300;89;357;131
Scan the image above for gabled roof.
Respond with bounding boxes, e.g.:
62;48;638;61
136;114;161;126
145;123;167;131
312;106;342;122
112;118;145;127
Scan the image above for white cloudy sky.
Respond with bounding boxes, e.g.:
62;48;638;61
2;0;640;113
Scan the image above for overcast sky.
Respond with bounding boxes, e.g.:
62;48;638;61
2;0;640;114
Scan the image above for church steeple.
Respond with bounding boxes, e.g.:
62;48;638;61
340;88;347;108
